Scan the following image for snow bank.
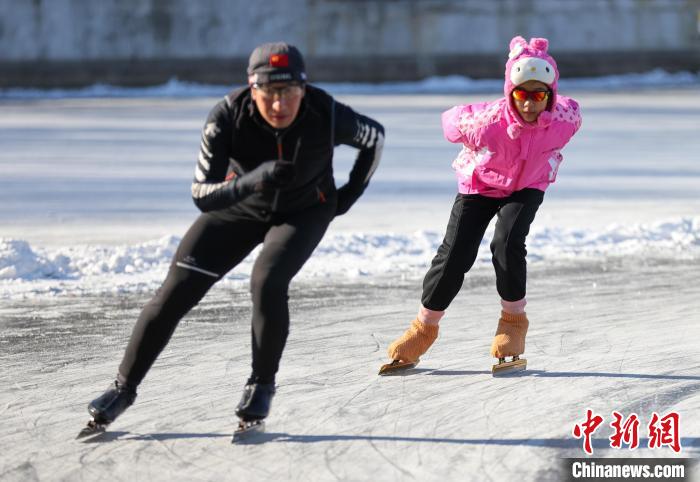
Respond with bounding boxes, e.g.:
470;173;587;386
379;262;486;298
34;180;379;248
528;217;700;261
0;70;697;99
1;217;698;298
0;239;72;280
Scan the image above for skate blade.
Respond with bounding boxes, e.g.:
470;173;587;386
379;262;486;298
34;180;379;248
76;420;108;439
231;420;265;443
491;358;527;377
378;359;419;376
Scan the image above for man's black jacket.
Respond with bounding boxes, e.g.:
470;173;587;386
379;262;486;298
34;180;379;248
191;85;384;218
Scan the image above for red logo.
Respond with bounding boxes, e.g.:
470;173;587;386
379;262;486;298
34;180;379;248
610;411;640;449
572;410;682;454
572;409;604;455
269;54;289;67
648;411;681;453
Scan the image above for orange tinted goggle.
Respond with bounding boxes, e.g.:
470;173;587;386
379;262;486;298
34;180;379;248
512;88;550;102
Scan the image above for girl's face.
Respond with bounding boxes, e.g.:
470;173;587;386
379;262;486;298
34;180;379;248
511;80;551;123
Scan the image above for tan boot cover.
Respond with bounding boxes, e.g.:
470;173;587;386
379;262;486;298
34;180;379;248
387;318;439;363
490;311;529;358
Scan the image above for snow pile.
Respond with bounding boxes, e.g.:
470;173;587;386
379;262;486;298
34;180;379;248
0;236;180;281
528;217;700;261
0;239;72;280
1;70;697;99
324;69;700;95
0;217;698;298
561;69;700;90
0;78;228;100
303;231;443;279
68;235;180;276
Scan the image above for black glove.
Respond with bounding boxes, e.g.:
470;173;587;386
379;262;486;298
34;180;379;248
270;160;296;185
335;184;361;216
233;160;296;199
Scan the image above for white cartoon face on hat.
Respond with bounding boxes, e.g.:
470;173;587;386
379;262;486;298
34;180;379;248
509;56;555;87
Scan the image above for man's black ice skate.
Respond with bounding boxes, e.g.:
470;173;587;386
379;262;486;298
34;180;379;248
77;381;137;439
232;381;275;443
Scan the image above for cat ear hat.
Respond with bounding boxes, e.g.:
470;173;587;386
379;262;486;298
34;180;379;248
504;36;559;103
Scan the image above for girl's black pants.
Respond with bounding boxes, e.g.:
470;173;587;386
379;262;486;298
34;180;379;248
421;188;544;311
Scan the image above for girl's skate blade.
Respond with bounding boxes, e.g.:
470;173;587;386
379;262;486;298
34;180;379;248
492;357;527;376
231;420;265;443
378;359;419;375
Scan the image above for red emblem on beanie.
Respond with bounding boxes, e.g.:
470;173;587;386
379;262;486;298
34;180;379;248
269;54;289;67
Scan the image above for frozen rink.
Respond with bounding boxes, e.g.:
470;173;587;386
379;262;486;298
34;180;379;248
1;84;699;481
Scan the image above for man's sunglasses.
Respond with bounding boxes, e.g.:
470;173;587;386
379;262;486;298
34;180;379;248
253;83;304;100
511;88;551;102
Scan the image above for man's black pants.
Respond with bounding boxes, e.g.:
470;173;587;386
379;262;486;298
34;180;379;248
421;188;544;311
118;201;336;387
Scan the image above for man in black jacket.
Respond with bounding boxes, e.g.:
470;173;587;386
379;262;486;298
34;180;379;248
81;42;384;437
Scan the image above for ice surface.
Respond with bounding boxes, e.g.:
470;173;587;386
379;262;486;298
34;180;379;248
0;84;699;480
2;263;699;481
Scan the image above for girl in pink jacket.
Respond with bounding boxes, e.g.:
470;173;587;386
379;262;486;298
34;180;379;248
382;36;582;375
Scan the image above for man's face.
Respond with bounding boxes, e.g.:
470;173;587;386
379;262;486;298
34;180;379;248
251;82;305;129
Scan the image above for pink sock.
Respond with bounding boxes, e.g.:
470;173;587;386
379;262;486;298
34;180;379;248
418;305;444;325
501;298;526;314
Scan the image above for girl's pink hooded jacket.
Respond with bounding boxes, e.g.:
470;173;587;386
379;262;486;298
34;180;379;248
442;36;582;198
